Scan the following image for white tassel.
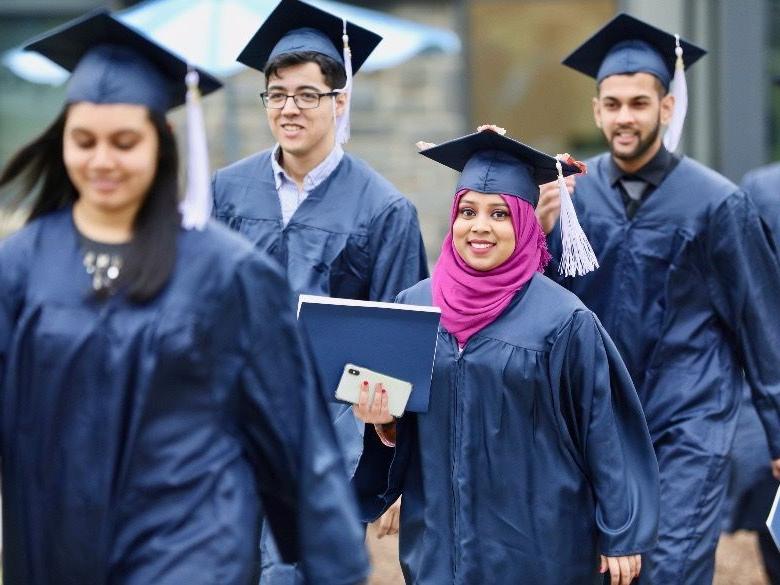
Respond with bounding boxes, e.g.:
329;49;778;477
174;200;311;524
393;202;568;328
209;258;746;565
556;159;599;277
663;34;687;153
180;68;212;230
334;17;352;145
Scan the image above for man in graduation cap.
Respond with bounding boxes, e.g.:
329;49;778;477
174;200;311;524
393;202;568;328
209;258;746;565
212;0;427;305
536;13;780;584
211;0;428;582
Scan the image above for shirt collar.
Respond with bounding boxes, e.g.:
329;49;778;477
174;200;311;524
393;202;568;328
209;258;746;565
608;144;674;187
271;143;344;191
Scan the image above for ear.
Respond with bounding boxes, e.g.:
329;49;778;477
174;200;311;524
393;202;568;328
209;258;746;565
592;96;602;129
334;91;348;117
660;92;675;126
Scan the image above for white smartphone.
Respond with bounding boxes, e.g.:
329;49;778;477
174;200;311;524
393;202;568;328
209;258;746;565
335;363;412;418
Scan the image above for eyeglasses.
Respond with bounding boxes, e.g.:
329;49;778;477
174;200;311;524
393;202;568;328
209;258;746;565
260;91;339;110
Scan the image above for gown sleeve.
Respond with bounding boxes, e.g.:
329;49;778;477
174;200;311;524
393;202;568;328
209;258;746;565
351;416;412;523
368;198;429;302
233;250;369;584
706;191;780;458
549;309;660;556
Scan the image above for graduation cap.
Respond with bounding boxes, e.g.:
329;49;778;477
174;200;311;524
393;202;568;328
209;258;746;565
23;9;221;113
23;9;222;229
237;0;381;74
420;130;598;277
237;0;382;145
562;13;706;152
419;130;579;208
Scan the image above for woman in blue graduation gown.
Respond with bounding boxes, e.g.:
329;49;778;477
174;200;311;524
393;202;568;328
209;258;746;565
352;129;660;585
0;12;367;585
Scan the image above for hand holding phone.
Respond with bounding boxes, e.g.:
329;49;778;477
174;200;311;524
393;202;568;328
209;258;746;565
335;363;412;418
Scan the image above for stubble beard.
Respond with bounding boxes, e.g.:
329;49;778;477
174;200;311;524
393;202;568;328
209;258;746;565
609;116;662;164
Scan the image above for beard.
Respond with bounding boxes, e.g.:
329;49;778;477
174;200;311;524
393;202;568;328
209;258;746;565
609;116;662;163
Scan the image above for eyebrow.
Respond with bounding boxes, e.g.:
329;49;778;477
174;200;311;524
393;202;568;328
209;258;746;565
68;128;143;137
266;84;324;92
460;198;509;208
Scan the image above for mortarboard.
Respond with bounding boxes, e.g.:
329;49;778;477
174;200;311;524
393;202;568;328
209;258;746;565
562;13;705;88
237;0;382;145
420;130;597;277
23;9;222;229
562;13;706;152
418;130;579;208
237;0;381;74
23;9;221;113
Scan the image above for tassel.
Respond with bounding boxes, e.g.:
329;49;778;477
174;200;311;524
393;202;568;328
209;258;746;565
663;34;687;152
179;67;212;230
334;17;353;145
556;158;599;277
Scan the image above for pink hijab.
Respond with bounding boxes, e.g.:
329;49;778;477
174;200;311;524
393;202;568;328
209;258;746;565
431;189;551;347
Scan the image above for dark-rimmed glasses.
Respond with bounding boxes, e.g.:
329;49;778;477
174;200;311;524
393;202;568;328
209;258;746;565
260;91;339;110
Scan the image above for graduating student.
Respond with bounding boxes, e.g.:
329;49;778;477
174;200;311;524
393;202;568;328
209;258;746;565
723;162;780;584
353;129;660;585
212;1;427;580
0;11;367;585
211;0;427;304
536;14;780;583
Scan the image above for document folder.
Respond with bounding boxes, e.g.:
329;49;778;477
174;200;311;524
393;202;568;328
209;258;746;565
298;294;440;413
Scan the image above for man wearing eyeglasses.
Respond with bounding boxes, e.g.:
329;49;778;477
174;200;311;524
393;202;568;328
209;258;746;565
212;1;426;583
213;0;427;307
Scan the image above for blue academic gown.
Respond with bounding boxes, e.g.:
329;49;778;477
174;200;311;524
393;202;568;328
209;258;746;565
212;149;428;584
353;275;660;585
0;209;368;585
723;163;780;582
549;154;780;584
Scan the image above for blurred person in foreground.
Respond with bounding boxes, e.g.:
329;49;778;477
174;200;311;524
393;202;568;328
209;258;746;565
0;10;367;585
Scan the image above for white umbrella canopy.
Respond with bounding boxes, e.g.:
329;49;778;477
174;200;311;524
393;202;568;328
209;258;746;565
2;0;461;83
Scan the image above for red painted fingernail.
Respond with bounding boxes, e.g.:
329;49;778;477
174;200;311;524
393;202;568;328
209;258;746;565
362;381;368;387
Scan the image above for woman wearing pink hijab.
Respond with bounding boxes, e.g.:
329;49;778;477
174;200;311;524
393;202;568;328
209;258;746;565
352;129;660;585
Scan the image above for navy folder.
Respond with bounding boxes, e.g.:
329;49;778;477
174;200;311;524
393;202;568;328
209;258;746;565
297;295;441;413
768;484;780;551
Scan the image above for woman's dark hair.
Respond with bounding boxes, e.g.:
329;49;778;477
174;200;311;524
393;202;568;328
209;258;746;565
264;51;347;90
0;105;180;303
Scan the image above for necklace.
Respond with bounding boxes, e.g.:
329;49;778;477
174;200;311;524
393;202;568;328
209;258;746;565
83;250;123;293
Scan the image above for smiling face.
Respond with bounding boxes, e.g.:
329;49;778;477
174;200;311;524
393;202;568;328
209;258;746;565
593;72;674;173
265;61;346;166
452;191;516;271
63;102;158;217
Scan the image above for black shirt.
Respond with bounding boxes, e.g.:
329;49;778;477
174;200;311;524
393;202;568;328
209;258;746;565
607;145;681;219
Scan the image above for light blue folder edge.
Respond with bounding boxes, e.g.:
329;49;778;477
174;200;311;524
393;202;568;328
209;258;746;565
297;294;441;413
767;484;780;550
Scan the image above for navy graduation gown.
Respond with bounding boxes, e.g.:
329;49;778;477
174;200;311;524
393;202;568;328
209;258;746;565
548;154;780;584
212;149;428;304
742;162;780;247
0;209;368;585
724;165;780;536
354;275;659;585
213;149;428;584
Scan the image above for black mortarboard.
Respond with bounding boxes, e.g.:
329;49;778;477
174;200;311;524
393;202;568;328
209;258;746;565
419;131;580;208
236;0;381;74
562;13;706;88
23;9;221;113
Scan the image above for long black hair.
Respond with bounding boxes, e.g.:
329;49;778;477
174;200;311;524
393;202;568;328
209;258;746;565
0;105;180;303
